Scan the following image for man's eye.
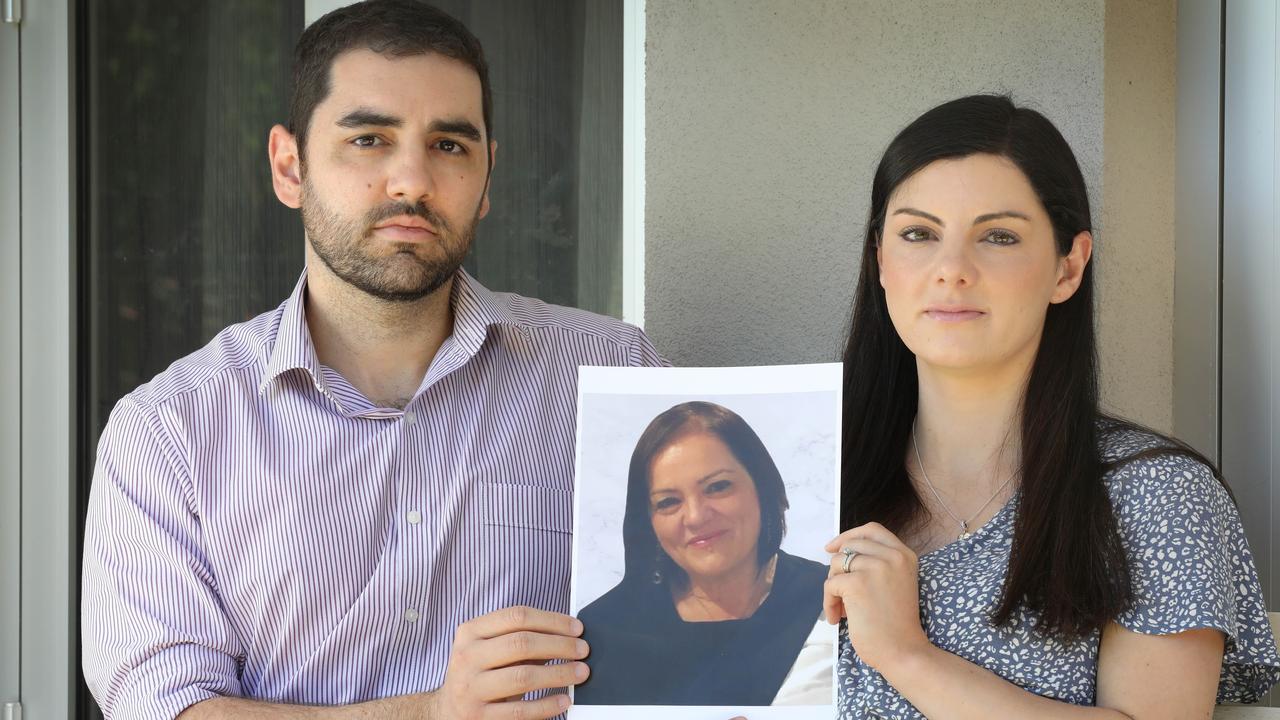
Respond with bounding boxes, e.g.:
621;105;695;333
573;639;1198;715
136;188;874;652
352;135;383;148
900;227;934;243
437;139;464;154
984;229;1020;246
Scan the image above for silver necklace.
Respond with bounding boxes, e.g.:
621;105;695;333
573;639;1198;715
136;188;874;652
911;420;1014;540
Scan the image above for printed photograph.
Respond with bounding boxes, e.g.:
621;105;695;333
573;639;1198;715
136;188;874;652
569;365;841;720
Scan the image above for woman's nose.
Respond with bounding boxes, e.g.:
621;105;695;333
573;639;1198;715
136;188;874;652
684;497;712;526
933;238;976;287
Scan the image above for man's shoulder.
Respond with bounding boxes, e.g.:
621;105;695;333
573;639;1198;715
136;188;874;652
125;302;285;411
481;287;664;365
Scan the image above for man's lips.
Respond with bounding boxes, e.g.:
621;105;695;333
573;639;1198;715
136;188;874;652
372;215;439;241
687;529;728;547
372;223;438;242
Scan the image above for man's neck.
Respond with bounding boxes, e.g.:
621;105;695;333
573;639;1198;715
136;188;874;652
303;254;455;409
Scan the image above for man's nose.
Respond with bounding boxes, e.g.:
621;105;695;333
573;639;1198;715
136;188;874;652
385;145;437;204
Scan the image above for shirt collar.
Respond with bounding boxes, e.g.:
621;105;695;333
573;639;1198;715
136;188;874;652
447;267;520;358
258;271;325;396
258;268;519;397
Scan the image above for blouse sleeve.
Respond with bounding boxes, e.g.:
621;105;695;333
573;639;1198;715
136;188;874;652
1110;451;1280;703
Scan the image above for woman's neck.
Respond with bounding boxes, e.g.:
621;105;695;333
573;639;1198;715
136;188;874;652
912;359;1027;498
674;555;777;622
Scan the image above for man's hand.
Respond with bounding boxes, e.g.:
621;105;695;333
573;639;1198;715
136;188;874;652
430;605;590;720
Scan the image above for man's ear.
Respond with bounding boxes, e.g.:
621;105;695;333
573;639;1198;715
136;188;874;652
478;139;498;220
269;124;303;209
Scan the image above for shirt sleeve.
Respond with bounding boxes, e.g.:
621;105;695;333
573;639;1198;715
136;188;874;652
1110;452;1280;703
81;396;245;719
625;324;671;368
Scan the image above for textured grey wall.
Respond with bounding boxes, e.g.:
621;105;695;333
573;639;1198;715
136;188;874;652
644;0;1106;367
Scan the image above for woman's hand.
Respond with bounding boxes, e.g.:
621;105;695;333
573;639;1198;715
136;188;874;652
823;522;932;672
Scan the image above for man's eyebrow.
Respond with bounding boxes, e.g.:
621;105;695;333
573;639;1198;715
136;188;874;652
336;108;403;129
892;207;945;226
428;118;483;142
973;211;1031;225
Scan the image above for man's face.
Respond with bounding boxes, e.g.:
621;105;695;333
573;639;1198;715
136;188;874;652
296;49;494;302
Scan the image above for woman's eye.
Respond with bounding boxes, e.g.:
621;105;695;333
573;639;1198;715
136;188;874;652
705;479;732;495
900;227;934;243
653;497;680;513
983;229;1020;246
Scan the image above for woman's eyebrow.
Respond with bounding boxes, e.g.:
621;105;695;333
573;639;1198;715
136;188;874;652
696;469;735;485
892;207;944;226
972;210;1031;225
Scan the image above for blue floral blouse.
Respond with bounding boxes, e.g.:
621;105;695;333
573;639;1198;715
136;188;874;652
837;426;1280;718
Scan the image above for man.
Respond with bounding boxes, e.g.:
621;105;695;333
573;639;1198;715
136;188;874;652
80;2;663;718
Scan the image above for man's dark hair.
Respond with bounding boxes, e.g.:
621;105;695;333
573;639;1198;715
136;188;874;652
620;401;791;591
288;0;492;160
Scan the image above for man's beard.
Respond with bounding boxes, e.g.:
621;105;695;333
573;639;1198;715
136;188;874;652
300;175;480;303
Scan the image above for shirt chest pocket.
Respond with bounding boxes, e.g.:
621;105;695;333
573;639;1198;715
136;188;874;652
467;483;574;614
480;482;573;533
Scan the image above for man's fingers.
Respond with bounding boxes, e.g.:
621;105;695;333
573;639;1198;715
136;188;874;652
482;693;572;720
471;631;590;669
474;661;590;701
463;606;583;641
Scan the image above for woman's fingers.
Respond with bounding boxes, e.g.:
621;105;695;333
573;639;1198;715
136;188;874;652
824;522;909;553
827;538;892;577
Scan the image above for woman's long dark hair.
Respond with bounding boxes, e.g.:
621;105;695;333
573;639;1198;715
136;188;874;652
841;94;1220;638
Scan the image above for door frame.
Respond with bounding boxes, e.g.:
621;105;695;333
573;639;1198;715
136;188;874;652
16;0;76;715
1;7;23;714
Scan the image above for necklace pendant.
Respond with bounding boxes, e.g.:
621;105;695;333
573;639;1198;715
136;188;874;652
958;522;972;540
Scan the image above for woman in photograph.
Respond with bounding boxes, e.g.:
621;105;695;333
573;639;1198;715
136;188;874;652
576;401;831;706
825;94;1280;718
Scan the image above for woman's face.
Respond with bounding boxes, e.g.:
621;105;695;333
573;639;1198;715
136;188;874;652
648;430;763;586
877;153;1091;374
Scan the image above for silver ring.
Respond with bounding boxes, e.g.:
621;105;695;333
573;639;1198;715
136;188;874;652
840;546;857;573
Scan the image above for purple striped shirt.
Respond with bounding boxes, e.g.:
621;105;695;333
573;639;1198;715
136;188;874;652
81;269;665;719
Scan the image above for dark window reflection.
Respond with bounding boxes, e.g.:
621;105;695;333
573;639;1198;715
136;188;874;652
76;1;622;717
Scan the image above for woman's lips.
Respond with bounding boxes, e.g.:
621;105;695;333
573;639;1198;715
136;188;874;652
924;309;984;322
687;529;728;548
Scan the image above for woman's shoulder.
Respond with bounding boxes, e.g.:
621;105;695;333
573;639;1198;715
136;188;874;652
1096;419;1228;515
578;580;651;626
777;551;830;588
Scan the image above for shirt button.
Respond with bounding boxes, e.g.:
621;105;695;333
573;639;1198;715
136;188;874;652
404;608;420;623
407;510;422;525
403;410;416;426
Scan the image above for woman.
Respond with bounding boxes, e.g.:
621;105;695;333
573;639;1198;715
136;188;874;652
576;401;831;706
824;94;1280;719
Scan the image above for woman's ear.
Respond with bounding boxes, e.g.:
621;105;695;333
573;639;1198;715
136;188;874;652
1050;231;1093;304
876;238;886;288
